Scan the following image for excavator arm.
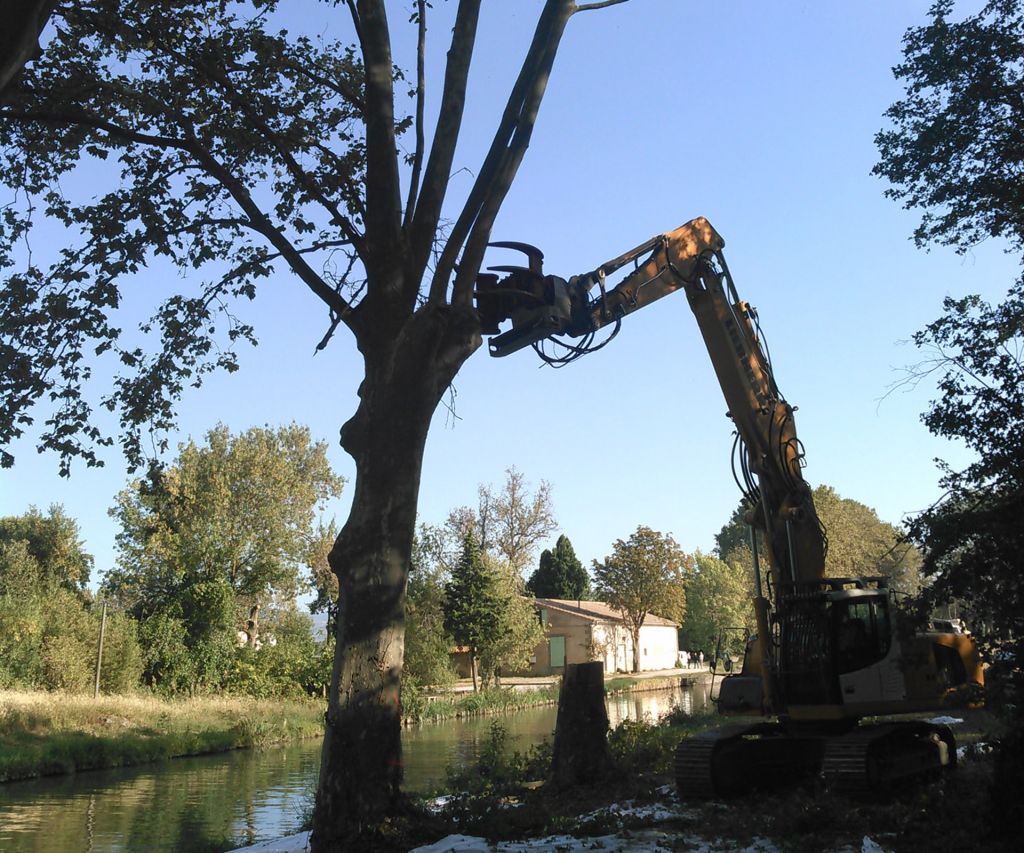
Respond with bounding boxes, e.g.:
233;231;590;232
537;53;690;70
477;217;826;593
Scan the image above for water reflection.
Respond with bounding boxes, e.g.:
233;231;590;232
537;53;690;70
0;684;705;852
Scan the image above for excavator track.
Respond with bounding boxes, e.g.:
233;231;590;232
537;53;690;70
676;721;956;799
675;723;823;799
822;722;957;795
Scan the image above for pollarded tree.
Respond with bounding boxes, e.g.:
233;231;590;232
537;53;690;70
0;0;55;95
0;1;630;844
592;525;688;673
528;533;590;599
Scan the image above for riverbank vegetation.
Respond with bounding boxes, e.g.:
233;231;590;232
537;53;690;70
0;690;324;782
387;708;1012;853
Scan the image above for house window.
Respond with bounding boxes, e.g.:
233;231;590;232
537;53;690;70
549;636;565;668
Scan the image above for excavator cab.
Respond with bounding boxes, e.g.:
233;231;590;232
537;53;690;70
776;579;895;712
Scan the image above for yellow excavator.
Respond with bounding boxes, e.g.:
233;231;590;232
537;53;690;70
474;217;983;796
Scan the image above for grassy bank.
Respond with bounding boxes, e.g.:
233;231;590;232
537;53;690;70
412;671;698;724
413;683;562;723
0;690;324;782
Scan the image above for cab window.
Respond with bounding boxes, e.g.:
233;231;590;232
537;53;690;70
833;598;890;674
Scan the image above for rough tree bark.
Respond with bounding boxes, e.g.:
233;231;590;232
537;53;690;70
313;301;479;845
0;0;56;97
551;661;612;788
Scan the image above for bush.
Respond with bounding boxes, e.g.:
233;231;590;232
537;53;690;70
445;721;552;795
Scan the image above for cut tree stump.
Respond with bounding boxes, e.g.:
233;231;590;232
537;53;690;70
551;661;611;788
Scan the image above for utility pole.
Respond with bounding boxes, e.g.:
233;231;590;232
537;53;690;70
94;599;107;699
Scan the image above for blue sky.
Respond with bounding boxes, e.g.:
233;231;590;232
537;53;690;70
1;1;1013;587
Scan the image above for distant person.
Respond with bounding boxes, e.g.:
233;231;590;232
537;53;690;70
681;649;689;669
698;650;705;669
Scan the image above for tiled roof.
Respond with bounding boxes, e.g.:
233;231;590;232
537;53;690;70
533;598;678;628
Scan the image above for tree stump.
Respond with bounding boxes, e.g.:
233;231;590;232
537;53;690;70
551;661;611;788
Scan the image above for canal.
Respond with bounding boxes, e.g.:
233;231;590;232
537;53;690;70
0;682;710;853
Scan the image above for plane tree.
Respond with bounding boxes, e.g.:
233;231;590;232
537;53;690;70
0;1;629;846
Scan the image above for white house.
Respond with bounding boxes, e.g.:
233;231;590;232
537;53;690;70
527;598;679;675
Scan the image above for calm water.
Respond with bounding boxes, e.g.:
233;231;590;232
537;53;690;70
0;683;709;853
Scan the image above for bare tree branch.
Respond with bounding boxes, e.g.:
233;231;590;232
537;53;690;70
408;0;482;284
573;0;629;12
403;0;427;231
432;0;575;307
357;0;404;286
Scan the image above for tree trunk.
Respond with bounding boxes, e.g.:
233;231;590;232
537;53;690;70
311;303;478;851
631;626;641;673
471;652;478;692
0;0;55;97
551;661;611;788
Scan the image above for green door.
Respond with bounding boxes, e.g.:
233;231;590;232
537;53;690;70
549;636;565;669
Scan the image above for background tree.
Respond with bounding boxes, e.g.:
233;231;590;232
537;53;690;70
592;525;688;673
0;505;94;593
229;604;322;698
0;534;141;692
442;530;542;690
716;485;923;593
104;423;341;690
443;531;499;692
0;1;628;842
527;533;590;599
445;467;557;577
475;559;544;687
682;551;755;663
875;2;1024;835
404;527;456;692
306;520;340;629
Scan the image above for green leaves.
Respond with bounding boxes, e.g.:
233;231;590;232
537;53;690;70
527;533;589;599
0;0;378;472
592;525;689;670
905;282;1024;667
876;2;1024;681
104;422;343;690
874;0;1024;253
